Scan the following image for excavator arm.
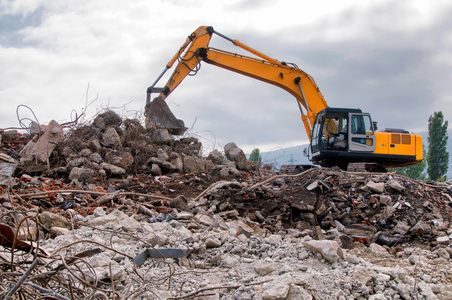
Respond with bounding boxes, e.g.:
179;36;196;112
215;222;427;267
145;26;328;139
146;26;423;171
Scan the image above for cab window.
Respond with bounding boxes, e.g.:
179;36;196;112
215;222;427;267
351;115;373;135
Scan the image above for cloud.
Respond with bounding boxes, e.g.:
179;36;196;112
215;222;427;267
257;1;452;135
1;0;452;154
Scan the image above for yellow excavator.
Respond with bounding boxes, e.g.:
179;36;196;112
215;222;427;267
144;26;423;171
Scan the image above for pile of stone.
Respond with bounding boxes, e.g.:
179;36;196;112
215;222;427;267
1;110;256;184
1;111;452;299
192;168;452;250
9;203;450;299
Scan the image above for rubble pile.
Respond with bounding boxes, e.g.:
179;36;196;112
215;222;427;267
205;169;452;248
0;111;451;300
10;110;255;178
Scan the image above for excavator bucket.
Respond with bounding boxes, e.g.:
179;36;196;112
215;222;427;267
145;96;188;135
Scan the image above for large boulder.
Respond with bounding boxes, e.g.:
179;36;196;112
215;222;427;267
102;127;121;148
20;120;63;163
224;142;248;171
147;157;177;174
303;240;344;263
68;167;95;181
0;154;18;186
150;129;174;143
96;110;122;127
183;156;206;174
100;162;126;175
207;149;224;165
170;156;184;172
104;150;134;169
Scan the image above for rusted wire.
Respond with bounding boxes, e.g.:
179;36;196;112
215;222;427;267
3;257;39;299
0;207;201;299
0;211;143;299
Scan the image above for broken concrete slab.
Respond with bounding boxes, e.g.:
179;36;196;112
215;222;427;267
0;153;18;186
224;142;248;171
303;240;344;263
102;127;121;148
366;181;385;193
183;156;206;174
68;167;96;181
134;248;189;267
20;120;62;163
207;149;224;165
386;179;405;192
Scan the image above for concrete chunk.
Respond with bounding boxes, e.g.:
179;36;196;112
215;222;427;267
366;181;385;193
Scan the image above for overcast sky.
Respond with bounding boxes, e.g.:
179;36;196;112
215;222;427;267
1;0;451;154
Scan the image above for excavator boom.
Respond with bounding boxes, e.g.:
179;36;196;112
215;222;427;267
145;26;327;138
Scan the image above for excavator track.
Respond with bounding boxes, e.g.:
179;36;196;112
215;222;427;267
347;163;387;173
279;164;313;175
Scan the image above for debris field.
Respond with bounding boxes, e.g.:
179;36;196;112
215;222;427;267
0;110;451;300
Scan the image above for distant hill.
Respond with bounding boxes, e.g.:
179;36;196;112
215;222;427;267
249;144;312;171
249;129;452;179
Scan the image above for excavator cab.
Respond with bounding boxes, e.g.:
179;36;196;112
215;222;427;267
310;107;376;169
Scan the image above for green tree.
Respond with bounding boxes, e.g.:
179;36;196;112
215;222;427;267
249;148;262;167
394;146;427;180
427;111;449;181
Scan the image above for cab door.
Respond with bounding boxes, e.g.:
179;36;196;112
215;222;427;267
348;113;376;152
